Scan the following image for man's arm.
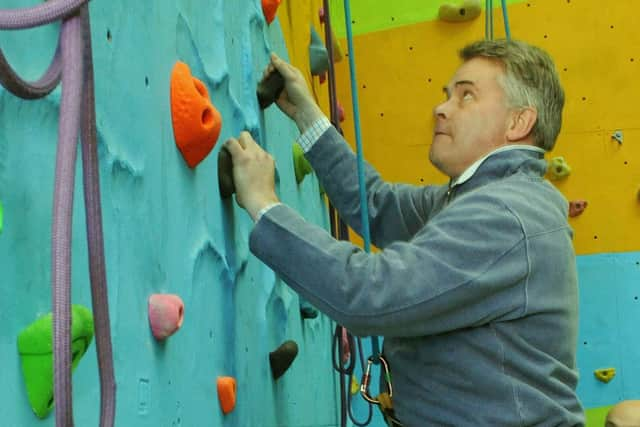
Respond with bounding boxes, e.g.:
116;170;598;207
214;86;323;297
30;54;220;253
303;121;444;247
250;191;529;338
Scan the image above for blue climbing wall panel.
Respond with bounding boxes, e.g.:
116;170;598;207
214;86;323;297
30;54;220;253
576;252;640;408
0;1;340;425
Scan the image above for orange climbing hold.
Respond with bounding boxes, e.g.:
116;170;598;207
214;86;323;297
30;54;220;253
170;61;222;168
217;376;237;414
262;0;281;24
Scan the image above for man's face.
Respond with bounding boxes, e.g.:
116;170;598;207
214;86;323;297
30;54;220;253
429;57;512;179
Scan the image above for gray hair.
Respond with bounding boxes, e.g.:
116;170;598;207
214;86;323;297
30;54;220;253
460;39;564;151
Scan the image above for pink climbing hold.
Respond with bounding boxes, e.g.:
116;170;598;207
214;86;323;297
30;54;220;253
341;327;351;365
148;294;184;340
568;200;587;217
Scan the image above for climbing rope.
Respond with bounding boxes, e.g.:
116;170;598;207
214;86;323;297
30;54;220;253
341;0;382;363
0;2;115;426
485;0;512;40
320;2;378;425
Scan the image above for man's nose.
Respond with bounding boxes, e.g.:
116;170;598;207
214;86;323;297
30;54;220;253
433;101;448;119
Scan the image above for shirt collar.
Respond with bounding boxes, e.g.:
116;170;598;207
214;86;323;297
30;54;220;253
451;144;546;188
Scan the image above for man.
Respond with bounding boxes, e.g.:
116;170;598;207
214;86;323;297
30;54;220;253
225;39;585;426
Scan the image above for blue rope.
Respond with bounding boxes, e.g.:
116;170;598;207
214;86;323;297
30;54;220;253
501;0;511;39
342;0;381;360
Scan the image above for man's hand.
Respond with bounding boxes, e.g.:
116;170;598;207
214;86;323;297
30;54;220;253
224;132;280;221
262;53;325;133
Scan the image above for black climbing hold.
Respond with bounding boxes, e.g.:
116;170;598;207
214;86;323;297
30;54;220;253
218;147;235;199
269;340;299;380
300;306;318;319
257;70;285;109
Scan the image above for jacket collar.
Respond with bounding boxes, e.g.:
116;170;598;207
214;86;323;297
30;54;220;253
448;145;547;196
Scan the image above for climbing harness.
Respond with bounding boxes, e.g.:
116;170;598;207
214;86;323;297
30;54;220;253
0;2;115;426
485;0;512;40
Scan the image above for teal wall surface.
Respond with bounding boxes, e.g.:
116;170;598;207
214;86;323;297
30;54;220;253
576;252;640;409
0;1;339;426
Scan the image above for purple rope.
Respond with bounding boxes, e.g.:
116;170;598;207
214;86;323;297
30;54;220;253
53;15;84;425
0;41;61;99
79;6;116;425
321;0;341;130
0;1;115;426
0;0;87;29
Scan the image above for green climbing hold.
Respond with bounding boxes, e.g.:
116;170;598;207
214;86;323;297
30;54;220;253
548;156;571;180
17;305;94;419
292;143;314;184
438;0;482;22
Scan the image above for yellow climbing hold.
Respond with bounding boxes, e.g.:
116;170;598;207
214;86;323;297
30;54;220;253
350;374;359;395
438;0;482;22
594;367;616;383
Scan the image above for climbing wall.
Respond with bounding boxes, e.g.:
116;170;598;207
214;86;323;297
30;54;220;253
328;0;640;425
0;0;341;426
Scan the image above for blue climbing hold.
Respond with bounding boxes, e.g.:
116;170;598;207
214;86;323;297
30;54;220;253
309;27;330;76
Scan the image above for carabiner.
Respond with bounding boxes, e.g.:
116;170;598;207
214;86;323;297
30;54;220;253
360;355;393;404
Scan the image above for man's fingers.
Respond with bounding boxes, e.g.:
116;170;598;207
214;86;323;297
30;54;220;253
238;131;257;149
270;52;297;80
224;137;244;157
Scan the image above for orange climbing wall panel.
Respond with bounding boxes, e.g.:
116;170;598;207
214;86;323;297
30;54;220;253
332;0;640;255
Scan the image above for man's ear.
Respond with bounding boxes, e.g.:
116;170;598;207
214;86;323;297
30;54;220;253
506;107;537;142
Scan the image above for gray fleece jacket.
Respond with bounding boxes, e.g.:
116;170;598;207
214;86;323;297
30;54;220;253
249;126;585;426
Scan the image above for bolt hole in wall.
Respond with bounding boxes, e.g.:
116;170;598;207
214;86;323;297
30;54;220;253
107;29;111;41
145;76;149;87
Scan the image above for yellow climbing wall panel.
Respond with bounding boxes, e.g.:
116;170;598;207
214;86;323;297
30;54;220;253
276;0;331;116
332;0;640;255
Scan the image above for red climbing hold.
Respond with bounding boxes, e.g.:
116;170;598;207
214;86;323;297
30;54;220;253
337;101;345;123
170;61;222;168
262;0;281;24
568;200;587;218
